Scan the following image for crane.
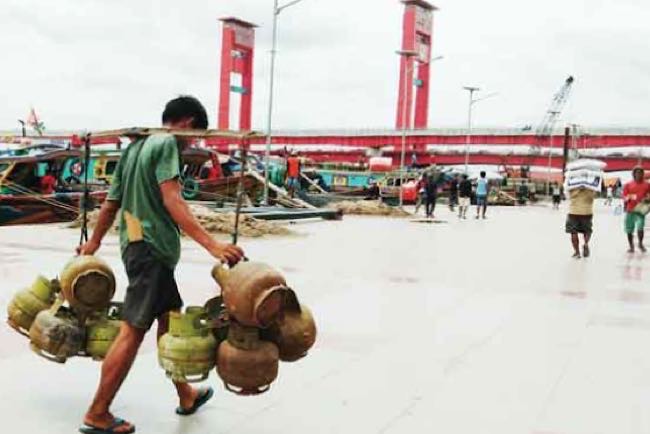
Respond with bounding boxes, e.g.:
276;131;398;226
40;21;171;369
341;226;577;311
521;76;575;178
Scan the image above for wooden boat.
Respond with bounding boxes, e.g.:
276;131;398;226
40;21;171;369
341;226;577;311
0;191;107;226
0;144;108;226
180;148;261;202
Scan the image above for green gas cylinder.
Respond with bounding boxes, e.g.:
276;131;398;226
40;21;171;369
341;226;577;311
158;307;217;383
85;303;123;361
7;276;59;337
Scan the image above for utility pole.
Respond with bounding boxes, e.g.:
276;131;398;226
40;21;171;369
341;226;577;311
463;87;479;174
263;0;307;205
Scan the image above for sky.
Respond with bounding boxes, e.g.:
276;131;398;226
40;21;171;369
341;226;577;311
1;0;649;131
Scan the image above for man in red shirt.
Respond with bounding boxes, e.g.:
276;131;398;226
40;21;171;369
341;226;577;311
285;151;301;198
623;166;650;253
40;170;57;194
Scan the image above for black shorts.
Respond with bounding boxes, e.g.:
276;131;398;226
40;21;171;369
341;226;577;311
553;195;561;204
122;241;183;330
565;214;593;235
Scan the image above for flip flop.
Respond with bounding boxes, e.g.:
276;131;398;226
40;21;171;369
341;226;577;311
79;417;135;434
176;387;214;416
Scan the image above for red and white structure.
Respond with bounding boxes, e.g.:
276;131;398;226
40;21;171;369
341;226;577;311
396;1;437;130
218;18;257;131
202;128;650;173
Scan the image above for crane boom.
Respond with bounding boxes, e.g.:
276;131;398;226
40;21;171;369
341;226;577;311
521;76;575;177
535;76;575;138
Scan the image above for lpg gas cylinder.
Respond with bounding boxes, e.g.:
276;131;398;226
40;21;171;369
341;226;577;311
7;276;59;337
264;290;317;362
29;301;85;364
60;255;116;312
217;322;279;395
158;306;217;383
212;262;288;328
85;303;123;361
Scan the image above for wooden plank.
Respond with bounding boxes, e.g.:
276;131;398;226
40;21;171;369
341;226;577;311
90;127;264;140
246;169;316;209
301;173;328;194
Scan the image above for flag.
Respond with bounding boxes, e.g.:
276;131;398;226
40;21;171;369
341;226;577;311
26;107;45;136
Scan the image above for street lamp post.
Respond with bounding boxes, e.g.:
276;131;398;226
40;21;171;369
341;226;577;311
263;0;307;205
395;52;444;208
463;86;479;174
463;88;498;174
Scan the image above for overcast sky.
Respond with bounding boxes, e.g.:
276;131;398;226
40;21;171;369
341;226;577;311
1;0;649;131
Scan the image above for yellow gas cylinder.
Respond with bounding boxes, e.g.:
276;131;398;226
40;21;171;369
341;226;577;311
7;276;59;337
60;255;116;312
85;303;123;361
158;307;217;383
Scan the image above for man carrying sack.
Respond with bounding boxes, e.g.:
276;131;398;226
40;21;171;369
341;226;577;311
623;166;650;253
77;96;244;434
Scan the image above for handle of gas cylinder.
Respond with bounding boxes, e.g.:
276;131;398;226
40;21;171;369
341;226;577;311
30;342;66;364
183;372;210;384
224;382;270;396
107;302;124;320
211;263;229;291
283;287;301;313
6;319;30;338
48;295;65;315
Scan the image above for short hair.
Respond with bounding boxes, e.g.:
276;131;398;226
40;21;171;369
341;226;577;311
162;95;208;129
633;166;644;176
463;174;468;180
480;171;486;177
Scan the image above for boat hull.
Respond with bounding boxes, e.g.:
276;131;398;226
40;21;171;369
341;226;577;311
0;192;107;226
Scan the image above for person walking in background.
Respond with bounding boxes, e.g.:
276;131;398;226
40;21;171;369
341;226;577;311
566;187;598;258
475;171;489;219
552;182;562;210
458;174;472;219
424;172;438;219
414;173;427;215
448;174;459;212
605;185;614;206
623;167;650;253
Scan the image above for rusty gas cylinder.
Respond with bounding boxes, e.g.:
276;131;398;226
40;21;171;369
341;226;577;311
60;255;116;312
212;262;287;328
158;307;217;383
29;300;85;364
7;276;59;337
85;303;123;361
264;290;317;362
216;321;279;395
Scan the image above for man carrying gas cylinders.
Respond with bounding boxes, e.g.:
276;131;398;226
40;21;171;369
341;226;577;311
76;96;244;434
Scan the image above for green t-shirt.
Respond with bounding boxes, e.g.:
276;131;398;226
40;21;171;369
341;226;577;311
108;134;182;268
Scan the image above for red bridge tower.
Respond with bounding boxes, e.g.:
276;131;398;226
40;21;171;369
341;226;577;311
396;1;437;130
218;18;257;131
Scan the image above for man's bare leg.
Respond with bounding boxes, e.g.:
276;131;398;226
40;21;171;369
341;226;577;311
583;233;591;257
157;314;200;410
638;230;646;252
83;323;145;432
571;233;581;258
628;233;635;253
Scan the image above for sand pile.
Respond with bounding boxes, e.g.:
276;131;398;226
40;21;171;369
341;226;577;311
68;206;292;238
68;210;117;232
330;200;410;217
189;205;292;237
